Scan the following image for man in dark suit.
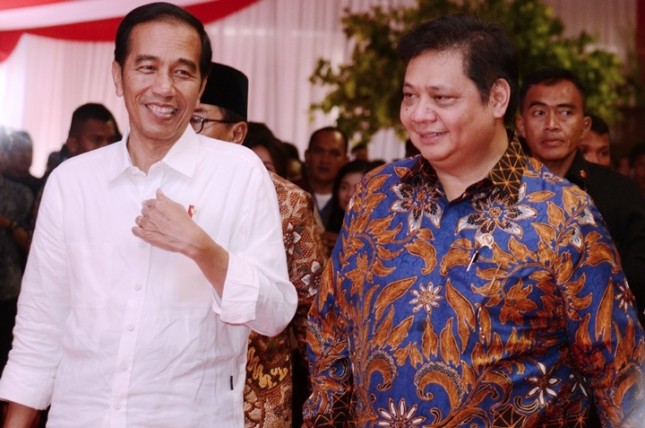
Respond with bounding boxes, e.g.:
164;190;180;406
517;67;645;327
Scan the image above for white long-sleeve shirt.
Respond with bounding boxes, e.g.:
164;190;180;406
0;129;297;427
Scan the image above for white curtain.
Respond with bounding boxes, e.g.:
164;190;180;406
541;0;636;62
0;0;635;177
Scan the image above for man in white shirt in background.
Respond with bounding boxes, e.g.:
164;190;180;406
0;3;296;427
300;127;348;226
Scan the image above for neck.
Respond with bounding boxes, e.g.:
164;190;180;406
435;127;509;201
309;180;332;195
127;135;175;174
541;152;576;178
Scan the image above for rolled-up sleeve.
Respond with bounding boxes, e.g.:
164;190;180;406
211;165;297;337
0;172;69;409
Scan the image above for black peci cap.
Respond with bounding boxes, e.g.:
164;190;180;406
200;62;249;120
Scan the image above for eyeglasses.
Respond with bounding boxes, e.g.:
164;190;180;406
190;115;239;134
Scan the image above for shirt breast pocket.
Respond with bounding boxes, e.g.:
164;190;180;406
67;243;112;308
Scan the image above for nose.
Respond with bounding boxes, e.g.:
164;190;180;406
152;71;174;95
586;152;599;163
545;111;560;130
409;99;437;123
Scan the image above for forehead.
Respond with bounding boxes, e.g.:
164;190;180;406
341;171;364;183
312;131;344;149
404;49;468;84
195;103;225;117
126;19;201;65
582;131;610;147
523;80;584;107
78;118;115;134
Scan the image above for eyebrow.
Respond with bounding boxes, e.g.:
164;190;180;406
133;55;198;73
176;58;198;73
527;101;578;110
134;54;157;65
402;82;448;91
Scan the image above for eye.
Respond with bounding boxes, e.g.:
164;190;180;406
434;95;454;105
402;92;419;105
175;68;193;78
137;64;155;73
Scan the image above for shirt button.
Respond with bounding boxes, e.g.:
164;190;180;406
114;402;121;410
121;362;128;371
134;283;142;291
139;240;147;248
127;324;135;331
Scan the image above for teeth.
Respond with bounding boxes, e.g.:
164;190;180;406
148;105;176;115
421;132;442;138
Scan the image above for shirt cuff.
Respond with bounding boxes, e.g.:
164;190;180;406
211;252;259;324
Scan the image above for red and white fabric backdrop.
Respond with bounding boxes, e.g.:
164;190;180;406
0;0;635;176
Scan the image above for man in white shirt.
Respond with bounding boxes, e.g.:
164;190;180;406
301;127;348;225
0;3;296;427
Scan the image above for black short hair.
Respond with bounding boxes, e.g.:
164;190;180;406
519;68;587;112
282;141;301;161
351;142;368;153
396;14;519;124
629;143;645;168
114;2;212;80
308;126;349;154
586;113;609;136
244;122;288;178
68;103;118;138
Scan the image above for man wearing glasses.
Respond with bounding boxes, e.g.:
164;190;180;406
191;61;325;428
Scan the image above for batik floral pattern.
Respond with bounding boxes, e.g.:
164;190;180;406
304;139;645;427
245;173;326;427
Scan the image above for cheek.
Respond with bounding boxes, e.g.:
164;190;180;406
400;105;411;125
339;194;350;210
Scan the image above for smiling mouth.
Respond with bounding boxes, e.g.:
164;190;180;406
417;131;446;141
147;104;177;118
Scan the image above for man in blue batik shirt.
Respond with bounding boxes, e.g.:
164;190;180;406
304;15;645;427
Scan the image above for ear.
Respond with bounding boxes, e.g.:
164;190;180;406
66;136;79;156
490;78;511;120
231;122;248;145
112;61;124;97
580;115;592;139
515;115;526;138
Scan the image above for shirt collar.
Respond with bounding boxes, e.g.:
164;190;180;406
403;130;526;203
107;126;200;181
564;151;590;190
483;132;526;202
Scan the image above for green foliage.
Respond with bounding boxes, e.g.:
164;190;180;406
310;0;638;145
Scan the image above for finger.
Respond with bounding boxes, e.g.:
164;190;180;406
156;188;168;201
